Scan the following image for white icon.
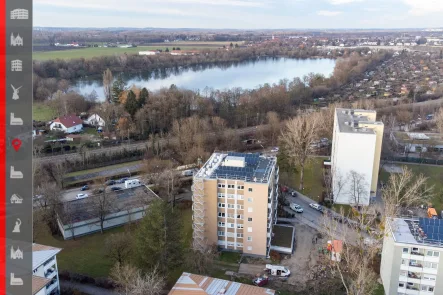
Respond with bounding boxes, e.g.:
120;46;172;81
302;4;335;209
10;246;23;259
10;166;23;179
11;85;22;100
12;218;21;233
10;194;22;204
10;33;23;47
11;9;29;20
10;273;23;286
11;60;22;72
10;113;23;125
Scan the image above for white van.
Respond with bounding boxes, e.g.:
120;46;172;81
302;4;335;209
125;179;142;189
265;264;291;277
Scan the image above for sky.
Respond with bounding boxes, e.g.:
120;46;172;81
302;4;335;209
34;0;443;29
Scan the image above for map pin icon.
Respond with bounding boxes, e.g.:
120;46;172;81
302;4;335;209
12;138;22;152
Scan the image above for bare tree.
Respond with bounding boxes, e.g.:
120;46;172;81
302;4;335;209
61;201;78;240
435;107;443;133
347;171;368;207
185;244;218;274
266;111;281;146
110;263;165;295
103;68;113;103
280;112;320;190
34;182;62;235
43;162;67;188
88;180;117;233
323;167;345;204
105;232;132;265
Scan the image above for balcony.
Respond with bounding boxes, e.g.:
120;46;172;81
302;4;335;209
43;258;56;274
46;279;58;295
45;267;57;279
405;285;419;295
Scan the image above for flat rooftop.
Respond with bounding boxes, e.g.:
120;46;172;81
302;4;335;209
272;224;295;248
59;186;159;224
196;152;276;183
389;218;443;248
336;108;382;134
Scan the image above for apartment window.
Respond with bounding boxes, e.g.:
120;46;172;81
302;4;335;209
248;217;253;222
237;224;244;229
227;242;235;246
237;185;244;190
247;246;252;251
218;203;226;208
237;205;243;209
217;193;225;198
423;275;436;281
247;236;252;241
218;231;225;236
228;184;235;189
248;197;253;202
248;227;252;233
218;184;225;188
229;223;235;228
228;204;235;209
248;207;253;213
401;259;407;265
237;243;243;247
424;261;438;269
399;283;405;288
421;286;427;291
227;213;235;218
237;233;243;238
248;188;253;192
218;222;225;227
238;195;244;200
403;248;409;253
218;212;225;217
228;194;235;199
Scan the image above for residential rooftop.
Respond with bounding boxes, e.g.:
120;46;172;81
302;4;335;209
168;272;275;295
335;108;383;134
32;243;62;270
195;152;276;183
388;217;443;248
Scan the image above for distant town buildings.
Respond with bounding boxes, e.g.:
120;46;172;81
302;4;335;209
331;108;384;205
381;218;443;295
139;50;159;56
192;152;279;257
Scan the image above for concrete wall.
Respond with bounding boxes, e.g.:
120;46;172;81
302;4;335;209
380;232;399;295
58;206;147;240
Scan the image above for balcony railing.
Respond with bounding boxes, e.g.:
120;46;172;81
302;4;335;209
406;285;419;291
407;273;421;279
409;263;423;268
411;251;424;256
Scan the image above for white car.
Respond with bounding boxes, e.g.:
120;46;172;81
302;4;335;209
309;203;324;212
270;147;279;153
76;193;89;200
290;203;303;213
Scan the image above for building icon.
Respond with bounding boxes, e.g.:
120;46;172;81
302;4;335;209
10;9;29;20
10;194;22;204
11;60;22;72
10;246;23;259
11;33;23;46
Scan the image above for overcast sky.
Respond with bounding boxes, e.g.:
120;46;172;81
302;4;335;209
34;0;443;29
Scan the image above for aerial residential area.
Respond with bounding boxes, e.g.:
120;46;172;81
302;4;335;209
30;1;443;295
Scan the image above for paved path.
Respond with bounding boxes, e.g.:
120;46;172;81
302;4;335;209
61;280;118;295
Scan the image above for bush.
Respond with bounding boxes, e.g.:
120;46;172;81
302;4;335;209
94;277;116;289
269;250;281;263
59;270;71;281
70;273;95;284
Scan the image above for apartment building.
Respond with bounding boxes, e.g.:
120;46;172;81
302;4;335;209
32;244;62;295
381;218;443;295
192;152;279;257
331;108;384;205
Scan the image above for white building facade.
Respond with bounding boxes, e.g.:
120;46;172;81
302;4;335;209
84;113;105;127
330;108;384;205
381;218;443;295
32;244;62;295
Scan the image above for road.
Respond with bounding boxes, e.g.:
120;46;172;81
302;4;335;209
36;126;263;164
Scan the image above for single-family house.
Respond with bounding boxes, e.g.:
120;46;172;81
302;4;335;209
84;113;105;127
50;115;83;134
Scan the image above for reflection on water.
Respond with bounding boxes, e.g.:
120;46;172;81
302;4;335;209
72;57;336;100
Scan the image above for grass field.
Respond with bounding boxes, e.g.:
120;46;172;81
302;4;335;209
33;43;233;61
35;207;193;279
65;160;143;178
279;157;327;202
33;102;56;122
380;163;443;212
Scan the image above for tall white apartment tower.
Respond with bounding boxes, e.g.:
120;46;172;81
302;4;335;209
331;108;384;205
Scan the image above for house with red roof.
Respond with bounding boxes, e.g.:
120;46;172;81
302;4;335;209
49;115;83;134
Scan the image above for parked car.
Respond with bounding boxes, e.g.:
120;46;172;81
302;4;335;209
290;203;303;213
106;180;116;185
33;195;43;200
252;276;269;287
81;185;89;191
76;193;89;200
309;203;324;212
291;191;297;197
270;147;279;153
281;185;288;193
111;187;122;191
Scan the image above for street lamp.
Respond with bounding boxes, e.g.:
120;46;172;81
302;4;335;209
127;169;131;178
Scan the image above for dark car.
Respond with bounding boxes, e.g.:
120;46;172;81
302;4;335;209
81;185;89;191
111;186;122;191
106;180;116;185
252;277;269;287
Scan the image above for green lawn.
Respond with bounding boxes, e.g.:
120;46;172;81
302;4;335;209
33;45;219;61
33;103;56;122
35;207;193;279
218;252;241;264
380;163;443;212
65;160;143;178
279;157;327;201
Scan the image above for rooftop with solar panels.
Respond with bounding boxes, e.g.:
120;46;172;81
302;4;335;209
195;152;276;183
388;217;443;247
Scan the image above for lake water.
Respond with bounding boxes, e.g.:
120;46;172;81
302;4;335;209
72;58;336;100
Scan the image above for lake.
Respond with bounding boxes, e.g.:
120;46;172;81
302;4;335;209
72;58;336;100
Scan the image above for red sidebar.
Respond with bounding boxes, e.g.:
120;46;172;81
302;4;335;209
0;0;6;293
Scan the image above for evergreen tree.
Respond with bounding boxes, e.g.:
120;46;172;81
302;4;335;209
165;47;170;52
134;200;183;274
139;88;149;108
124;90;139;118
112;75;126;104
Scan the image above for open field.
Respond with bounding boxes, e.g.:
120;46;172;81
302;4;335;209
33;102;56;122
32;42;240;60
381;163;443;212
